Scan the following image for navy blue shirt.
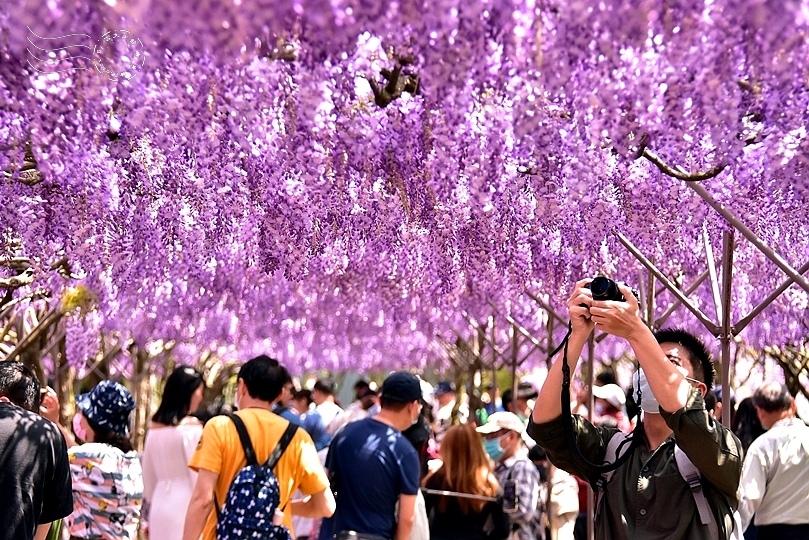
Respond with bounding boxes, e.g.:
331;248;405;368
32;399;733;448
319;417;420;540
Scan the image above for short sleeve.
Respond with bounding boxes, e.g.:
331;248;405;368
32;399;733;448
399;442;420;496
188;417;225;474
39;428;73;523
291;429;329;496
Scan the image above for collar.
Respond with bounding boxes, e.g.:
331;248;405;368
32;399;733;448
500;445;529;468
771;416;803;429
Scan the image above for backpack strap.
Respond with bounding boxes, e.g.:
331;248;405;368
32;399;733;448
593;432;628;520
227;413;259;467
674;447;718;539
266;422;299;469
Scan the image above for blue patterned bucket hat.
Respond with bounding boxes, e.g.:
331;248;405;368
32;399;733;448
76;380;135;437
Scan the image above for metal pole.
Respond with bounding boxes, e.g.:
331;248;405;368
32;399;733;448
720;231;734;427
703;224;724;323
688;181;809;293
654;270;710;329
615;231;720;334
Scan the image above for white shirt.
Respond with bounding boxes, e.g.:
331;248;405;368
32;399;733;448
738;416;809;528
316;400;343;427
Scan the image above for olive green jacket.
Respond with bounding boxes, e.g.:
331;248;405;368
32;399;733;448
527;389;742;539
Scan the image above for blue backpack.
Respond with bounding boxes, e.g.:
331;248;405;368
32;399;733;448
216;414;298;540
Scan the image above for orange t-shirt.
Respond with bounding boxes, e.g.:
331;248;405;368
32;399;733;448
188;408;328;540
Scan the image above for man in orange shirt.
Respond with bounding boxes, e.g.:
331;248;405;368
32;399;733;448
183;355;335;540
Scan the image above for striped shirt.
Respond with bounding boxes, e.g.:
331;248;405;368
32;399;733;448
494;449;542;540
67;443;143;539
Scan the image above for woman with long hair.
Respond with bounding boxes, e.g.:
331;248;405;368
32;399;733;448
422;424;510;540
67;380;143;539
141;366;205;540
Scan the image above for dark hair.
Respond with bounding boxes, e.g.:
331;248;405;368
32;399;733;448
292;388;312;405
353;379;370;391
152;366;205;426
732;397;765;452
313;378;336;396
654;328;714;390
595;370;617;386
238;355;288;403
380;396;411;411
86;416;134;453
501;389;514;413
0;361;41;412
704;390;717;413
752;382;792;413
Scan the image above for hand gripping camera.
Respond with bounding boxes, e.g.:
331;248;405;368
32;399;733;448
584;276;639;302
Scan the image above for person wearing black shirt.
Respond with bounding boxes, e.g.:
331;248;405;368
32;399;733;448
0;361;73;540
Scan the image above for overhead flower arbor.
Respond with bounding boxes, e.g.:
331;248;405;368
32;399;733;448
1;0;807;417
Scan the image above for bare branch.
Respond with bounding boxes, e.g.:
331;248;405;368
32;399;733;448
641;147;726;182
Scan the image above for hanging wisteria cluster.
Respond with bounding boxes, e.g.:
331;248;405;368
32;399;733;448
1;0;807;373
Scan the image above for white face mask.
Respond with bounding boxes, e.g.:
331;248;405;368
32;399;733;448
632;370;660;414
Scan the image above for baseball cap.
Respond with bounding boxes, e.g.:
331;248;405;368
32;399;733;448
475;411;526;435
380;371;422;402
592;384;626;409
76;380;135;438
433;381;455;396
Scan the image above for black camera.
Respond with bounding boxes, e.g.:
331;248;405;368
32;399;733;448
502;479;519;513
585;277;639;302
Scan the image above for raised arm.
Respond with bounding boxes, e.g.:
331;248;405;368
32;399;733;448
532;279;595;424
588;283;690;413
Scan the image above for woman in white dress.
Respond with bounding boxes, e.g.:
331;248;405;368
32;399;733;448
141;367;205;540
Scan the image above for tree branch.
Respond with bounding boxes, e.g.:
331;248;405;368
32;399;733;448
640;147;726;182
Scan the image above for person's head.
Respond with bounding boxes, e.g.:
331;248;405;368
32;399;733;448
76;380;135;452
353;379;371;401
501;389;514;413
360;388;378;410
433;381;455;406
433;423;498;512
731;396;765;451
236;355;288;406
476;411;525;463
379;371;423;430
654;328;714;391
291;388;312;414
592;383;626;416
152;366;205;426
704;390;718;416
595;369;617;387
752;382;795;429
0;361;41;412
515;381;538;414
312;378;336;405
277;378;296;408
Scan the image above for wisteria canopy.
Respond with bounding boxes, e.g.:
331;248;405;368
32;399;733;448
1;0;807;374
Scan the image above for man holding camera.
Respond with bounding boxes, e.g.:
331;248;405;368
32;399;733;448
528;278;742;539
477;412;543;540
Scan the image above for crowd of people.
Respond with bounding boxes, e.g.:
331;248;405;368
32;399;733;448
1;279;808;540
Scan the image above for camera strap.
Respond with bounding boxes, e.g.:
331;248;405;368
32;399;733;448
556;321;640;476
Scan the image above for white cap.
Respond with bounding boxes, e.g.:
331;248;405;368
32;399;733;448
592;384;626;409
475;411;525;435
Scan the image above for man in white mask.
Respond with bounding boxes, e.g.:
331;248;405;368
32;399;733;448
527;278;742;540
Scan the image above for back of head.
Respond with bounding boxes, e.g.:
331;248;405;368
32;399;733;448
0;361;41;412
752;382;792;413
654;328;714;390
238;355;288;403
314;378;337;396
152;366;205;426
501;389;514;412
435;424;497;512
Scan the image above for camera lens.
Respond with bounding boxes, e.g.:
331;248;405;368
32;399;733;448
590;277;617;301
